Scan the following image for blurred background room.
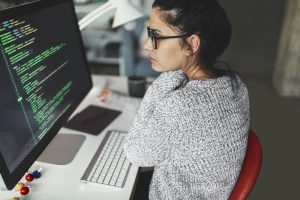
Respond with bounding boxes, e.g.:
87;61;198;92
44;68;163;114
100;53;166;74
1;0;299;199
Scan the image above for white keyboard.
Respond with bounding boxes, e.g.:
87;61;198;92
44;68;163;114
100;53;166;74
81;130;131;187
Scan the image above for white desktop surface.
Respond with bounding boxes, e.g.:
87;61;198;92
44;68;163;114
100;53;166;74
1;75;140;200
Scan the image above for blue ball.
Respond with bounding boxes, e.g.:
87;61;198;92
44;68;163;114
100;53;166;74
32;170;41;178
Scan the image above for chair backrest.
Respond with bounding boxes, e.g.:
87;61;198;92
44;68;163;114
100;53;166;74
229;129;263;200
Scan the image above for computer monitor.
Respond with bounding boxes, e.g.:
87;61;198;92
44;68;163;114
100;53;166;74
0;0;92;190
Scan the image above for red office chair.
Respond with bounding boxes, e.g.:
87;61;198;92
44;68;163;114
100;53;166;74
230;129;263;200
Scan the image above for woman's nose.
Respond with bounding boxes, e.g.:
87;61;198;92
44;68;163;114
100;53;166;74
144;37;154;51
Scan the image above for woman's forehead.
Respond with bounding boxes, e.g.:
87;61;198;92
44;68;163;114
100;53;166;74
149;8;176;34
149;8;164;28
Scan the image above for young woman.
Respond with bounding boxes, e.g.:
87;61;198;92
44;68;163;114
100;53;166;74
122;0;250;199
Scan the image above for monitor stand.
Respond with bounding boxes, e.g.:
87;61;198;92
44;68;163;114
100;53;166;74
37;134;86;165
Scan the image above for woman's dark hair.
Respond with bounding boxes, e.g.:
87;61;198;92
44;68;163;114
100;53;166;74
153;0;231;67
153;0;239;91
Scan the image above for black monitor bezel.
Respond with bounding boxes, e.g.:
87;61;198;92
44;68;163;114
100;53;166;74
0;0;92;190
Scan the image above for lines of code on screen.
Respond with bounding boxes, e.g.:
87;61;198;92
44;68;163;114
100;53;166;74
0;3;90;172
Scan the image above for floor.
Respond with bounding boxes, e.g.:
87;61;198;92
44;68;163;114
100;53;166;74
89;0;300;199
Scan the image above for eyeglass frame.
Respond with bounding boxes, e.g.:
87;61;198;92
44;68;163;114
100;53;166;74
147;26;189;49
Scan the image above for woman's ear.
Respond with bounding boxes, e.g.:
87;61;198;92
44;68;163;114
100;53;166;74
185;34;201;55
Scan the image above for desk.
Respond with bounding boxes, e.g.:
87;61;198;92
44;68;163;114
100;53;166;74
0;75;140;200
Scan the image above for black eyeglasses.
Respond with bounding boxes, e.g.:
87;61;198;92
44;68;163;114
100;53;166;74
147;26;189;49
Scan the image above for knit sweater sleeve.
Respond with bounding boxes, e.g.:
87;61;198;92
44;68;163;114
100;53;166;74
123;97;179;167
123;70;185;167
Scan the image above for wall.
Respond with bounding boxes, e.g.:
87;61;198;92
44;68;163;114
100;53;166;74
218;0;285;81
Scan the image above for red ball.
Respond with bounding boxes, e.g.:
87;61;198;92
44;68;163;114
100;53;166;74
25;174;34;182
20;186;29;195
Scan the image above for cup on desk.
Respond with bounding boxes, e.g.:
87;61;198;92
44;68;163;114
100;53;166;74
128;75;146;98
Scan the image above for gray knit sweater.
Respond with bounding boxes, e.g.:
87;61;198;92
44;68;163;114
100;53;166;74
123;69;250;200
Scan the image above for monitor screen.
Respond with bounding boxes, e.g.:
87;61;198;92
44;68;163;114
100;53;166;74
0;0;92;189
